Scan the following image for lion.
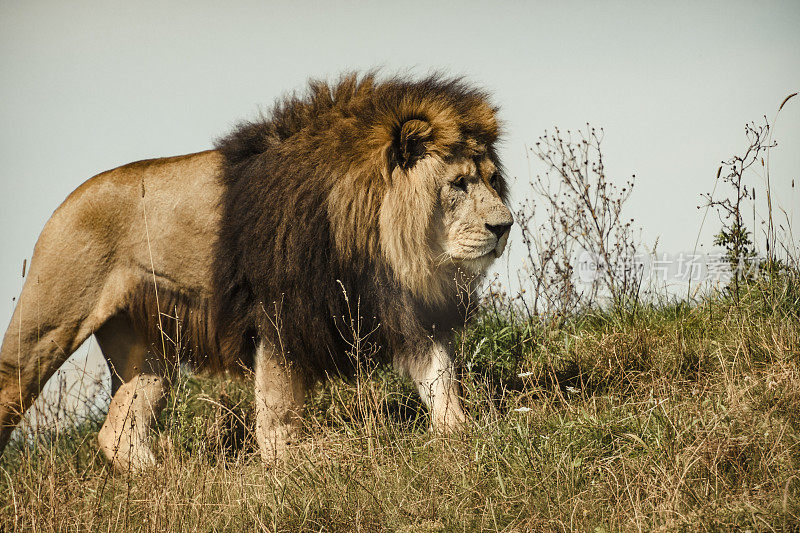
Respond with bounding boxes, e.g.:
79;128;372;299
0;73;512;471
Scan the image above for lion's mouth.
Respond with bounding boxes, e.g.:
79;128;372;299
493;231;509;258
447;232;509;266
463;240;507;262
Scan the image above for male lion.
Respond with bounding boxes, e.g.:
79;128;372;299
0;73;512;471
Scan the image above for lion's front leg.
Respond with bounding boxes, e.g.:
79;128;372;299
405;340;467;432
253;341;307;462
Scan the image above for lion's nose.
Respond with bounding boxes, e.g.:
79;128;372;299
486;222;512;239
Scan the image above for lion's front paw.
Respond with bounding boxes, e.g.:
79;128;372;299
256;423;298;463
430;404;467;434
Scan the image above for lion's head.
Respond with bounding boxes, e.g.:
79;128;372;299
369;80;513;304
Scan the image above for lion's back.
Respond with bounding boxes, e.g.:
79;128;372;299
39;150;223;291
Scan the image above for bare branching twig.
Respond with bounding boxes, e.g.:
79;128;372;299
515;125;642;321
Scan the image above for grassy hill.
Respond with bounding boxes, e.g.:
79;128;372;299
1;275;797;531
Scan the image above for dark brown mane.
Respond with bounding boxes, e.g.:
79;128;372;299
210;72;501;377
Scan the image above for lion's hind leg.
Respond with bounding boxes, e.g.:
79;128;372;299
0;309;93;453
98;373;168;472
95;315;171;472
0;263;112;454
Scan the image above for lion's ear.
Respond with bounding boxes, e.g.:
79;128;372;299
396;119;433;170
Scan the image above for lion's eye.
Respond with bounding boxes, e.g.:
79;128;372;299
451;176;467;192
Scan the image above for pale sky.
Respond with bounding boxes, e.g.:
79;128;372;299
2;0;799;334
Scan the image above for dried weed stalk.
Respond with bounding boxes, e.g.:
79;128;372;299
515;125;642;321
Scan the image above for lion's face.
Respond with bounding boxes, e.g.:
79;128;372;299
433;155;513;274
377;115;510;302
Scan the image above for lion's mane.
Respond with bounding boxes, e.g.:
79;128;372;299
209;73;501;377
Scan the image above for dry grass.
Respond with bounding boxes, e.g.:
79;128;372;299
1;277;798;532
